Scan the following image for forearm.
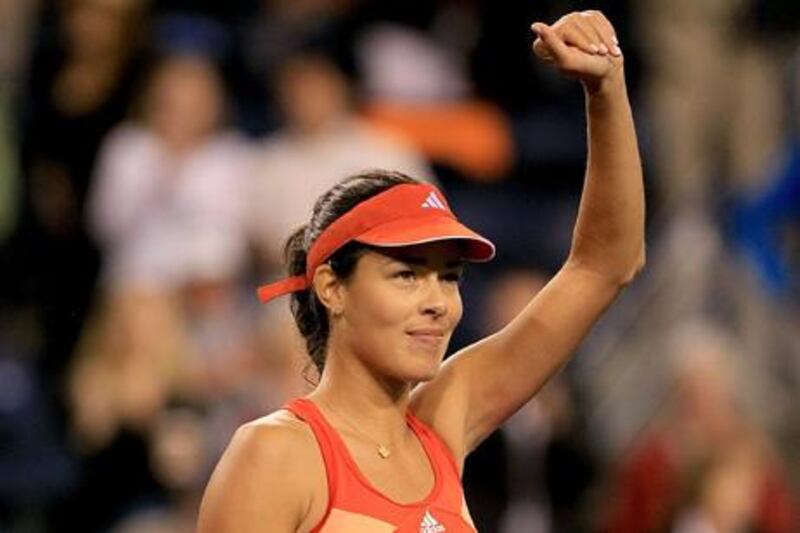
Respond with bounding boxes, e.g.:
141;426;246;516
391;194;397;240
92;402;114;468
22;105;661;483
440;12;647;452
567;66;645;284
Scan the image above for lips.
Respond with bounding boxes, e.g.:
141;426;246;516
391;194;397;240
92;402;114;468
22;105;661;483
406;328;445;338
406;328;446;348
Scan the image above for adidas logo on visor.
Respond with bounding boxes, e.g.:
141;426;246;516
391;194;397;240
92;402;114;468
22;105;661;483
421;192;447;210
420;510;446;533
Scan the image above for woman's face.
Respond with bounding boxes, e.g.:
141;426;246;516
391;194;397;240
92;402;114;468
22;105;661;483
334;242;465;384
276;56;350;134
146;57;224;150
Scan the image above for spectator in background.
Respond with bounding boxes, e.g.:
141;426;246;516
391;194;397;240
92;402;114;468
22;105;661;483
603;323;796;533
248;50;433;270
65;52;255;532
64;290;188;532
240;0;361;134
21;0;146;222
13;0;148;383
634;0;748;211
88;53;250;293
68;292;188;456
672;434;776;533
479;269;596;533
355;4;514;182
471;269;546;532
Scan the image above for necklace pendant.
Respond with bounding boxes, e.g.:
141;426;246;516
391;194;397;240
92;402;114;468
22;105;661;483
377;444;391;459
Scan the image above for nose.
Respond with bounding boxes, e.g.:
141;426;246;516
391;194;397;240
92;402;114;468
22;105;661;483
419;276;448;318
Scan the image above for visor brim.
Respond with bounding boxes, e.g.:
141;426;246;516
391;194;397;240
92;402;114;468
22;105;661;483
354;216;495;262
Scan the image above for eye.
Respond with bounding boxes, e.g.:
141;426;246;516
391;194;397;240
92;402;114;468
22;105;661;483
442;270;464;284
395;269;417;282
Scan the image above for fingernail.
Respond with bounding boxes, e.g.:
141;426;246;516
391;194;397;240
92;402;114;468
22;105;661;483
612;35;619;45
589;44;599;54
612;45;622;56
599;44;609;55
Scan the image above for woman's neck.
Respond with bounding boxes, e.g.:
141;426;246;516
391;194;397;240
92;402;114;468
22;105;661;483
309;347;414;446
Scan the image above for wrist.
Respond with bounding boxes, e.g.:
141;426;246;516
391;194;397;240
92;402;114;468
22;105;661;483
582;63;626;97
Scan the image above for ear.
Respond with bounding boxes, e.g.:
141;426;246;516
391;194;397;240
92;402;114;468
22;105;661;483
311;264;345;316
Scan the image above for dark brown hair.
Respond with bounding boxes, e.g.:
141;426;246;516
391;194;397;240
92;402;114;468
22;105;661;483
284;170;420;376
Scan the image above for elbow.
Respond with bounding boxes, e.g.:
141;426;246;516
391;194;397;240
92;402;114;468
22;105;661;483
618;246;646;287
593;246;646;288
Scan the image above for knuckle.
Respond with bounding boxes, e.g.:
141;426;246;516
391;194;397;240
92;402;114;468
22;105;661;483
588;10;609;23
590;9;606;19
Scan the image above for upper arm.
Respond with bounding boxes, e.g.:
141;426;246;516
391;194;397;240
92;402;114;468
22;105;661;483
197;418;319;533
412;264;627;458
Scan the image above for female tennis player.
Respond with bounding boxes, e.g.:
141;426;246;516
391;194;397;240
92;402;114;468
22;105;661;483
198;10;643;532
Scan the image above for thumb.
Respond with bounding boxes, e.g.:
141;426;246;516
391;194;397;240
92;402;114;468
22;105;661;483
531;22;571;64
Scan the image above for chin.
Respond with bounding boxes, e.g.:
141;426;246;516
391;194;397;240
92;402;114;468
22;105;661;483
400;350;446;383
409;364;441;384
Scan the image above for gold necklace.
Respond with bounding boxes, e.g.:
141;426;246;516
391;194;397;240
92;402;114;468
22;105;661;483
316;398;394;459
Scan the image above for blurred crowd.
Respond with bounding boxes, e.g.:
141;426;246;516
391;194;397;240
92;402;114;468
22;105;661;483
0;1;799;532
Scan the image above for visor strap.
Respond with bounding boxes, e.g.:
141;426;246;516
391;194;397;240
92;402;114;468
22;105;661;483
257;275;308;303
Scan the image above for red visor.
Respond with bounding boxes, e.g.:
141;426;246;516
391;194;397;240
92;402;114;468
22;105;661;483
257;183;495;304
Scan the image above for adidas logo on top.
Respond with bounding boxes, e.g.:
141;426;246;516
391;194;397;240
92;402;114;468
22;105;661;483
420;510;446;533
421;192;447;210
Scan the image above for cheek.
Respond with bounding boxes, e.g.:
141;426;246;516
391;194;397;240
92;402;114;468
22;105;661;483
440;283;463;326
348;285;412;333
451;300;464;329
451;292;464;329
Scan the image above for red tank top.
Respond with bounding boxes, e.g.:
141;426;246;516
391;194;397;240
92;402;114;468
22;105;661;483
284;398;477;532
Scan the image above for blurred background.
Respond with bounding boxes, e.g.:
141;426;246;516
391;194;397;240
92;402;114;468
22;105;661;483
0;0;799;532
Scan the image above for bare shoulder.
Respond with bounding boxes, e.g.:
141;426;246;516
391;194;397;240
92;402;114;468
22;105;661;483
198;409;327;533
233;409;320;464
